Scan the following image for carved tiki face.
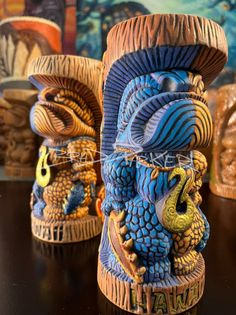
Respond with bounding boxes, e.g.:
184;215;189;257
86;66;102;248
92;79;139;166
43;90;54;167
115;70;212;152
28;55;103;243
29;55;102;146
98;14;228;314
102;15;228;158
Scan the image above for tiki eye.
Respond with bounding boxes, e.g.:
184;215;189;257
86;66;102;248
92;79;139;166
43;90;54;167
159;77;178;92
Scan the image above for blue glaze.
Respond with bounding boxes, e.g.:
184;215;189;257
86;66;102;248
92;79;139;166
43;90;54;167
102;46;201;157
100;63;210;284
31;182;46;217
196;208;210;252
63;182;84;215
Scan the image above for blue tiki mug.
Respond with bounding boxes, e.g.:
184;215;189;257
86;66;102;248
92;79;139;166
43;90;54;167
97;14;228;314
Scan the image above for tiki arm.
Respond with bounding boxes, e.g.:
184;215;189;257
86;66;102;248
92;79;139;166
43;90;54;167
101;152;136;216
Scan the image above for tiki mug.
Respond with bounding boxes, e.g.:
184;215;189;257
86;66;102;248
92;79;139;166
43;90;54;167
0;16;61;177
210;84;236;199
28;55;103;243
98;14;228;314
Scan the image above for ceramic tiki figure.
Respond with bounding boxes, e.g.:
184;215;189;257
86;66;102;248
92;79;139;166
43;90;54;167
98;14;228;314
29;55;103;243
210;84;236;199
0;16;61;177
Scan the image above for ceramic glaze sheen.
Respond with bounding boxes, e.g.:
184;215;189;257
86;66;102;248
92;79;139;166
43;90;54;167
28;55;103;243
98;14;228;315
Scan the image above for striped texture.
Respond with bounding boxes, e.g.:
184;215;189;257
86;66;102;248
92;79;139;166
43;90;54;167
103;14;228;86
31;213;102;243
28;55;102;109
0;17;61;79
128;99;212;151
28;55;102;175
101;14;226;157
102;46;200;156
31;90;96;139
102;68;212;156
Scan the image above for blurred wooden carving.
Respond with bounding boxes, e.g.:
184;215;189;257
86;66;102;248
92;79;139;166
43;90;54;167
210;84;236;200
0;16;61;177
0;16;61;81
29;55;103;243
0;90;38;176
0;109;7;164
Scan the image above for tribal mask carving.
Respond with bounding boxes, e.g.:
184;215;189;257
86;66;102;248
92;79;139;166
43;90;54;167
98;14;228;314
29;55;103;243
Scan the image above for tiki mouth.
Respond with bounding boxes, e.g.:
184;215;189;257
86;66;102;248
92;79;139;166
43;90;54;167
30;86;97;141
38;87;95;126
115;91;211;152
30;101;96;141
42;102;74;132
31;101;75;139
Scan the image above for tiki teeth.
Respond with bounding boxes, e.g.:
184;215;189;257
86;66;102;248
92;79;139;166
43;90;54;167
119;225;128;235
122;238;133;249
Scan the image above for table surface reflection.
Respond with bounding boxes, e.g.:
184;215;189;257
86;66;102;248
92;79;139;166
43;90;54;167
0;181;235;315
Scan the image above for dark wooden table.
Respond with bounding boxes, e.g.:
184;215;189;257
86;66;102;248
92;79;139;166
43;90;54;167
0;181;235;315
